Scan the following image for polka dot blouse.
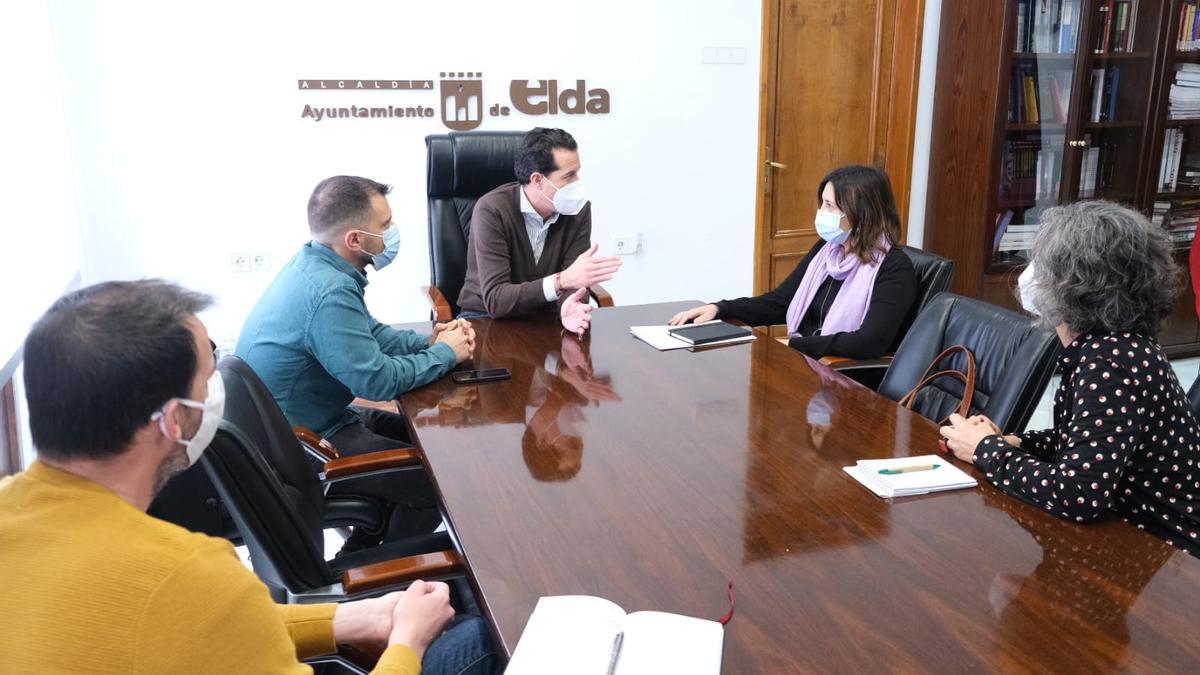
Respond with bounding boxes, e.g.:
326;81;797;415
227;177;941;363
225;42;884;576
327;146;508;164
974;332;1200;557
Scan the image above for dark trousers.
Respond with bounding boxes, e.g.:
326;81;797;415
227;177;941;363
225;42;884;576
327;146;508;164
326;407;442;540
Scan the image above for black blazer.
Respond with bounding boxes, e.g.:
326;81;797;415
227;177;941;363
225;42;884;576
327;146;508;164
715;239;917;359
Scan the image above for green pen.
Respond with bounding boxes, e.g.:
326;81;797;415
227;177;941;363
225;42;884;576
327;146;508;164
879;464;940;475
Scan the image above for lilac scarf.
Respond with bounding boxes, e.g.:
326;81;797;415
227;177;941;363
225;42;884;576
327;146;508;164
785;239;889;337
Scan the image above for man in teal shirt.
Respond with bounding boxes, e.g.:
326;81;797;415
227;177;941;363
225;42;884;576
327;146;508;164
237;175;473;540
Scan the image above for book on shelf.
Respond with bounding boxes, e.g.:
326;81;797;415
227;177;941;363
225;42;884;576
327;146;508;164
1182;3;1200;52
1079;144;1100;198
1023;70;1040;123
1001;139;1043;196
1049;74;1068;121
1095;0;1139;53
1088;67;1122;122
1014;0;1080;54
1160;128;1187;191
993;209;1015;254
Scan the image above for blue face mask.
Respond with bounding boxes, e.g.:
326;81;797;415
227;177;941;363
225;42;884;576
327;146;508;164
358;226;401;270
815;209;849;245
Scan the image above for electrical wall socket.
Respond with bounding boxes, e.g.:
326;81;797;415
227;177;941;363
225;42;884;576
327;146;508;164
613;234;641;255
229;253;251;273
230;251;272;273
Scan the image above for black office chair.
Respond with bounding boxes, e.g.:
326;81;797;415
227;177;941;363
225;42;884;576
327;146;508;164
878;292;1060;433
199;357;463;604
1188;372;1200;418
826;246;955;389
425;131;612;320
148;462;239;541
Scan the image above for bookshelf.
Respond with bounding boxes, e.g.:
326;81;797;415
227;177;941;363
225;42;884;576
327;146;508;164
926;0;1200;356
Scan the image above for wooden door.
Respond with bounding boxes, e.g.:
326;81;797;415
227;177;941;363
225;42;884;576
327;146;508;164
755;0;926;321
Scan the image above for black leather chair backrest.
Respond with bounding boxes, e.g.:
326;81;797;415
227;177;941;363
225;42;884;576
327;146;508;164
894;245;955;350
200;356;336;593
427;131;527;316
878;293;1060;433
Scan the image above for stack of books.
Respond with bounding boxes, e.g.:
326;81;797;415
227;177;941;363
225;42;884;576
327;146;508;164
994;209;1040;261
1169;64;1200;120
1153;199;1200;247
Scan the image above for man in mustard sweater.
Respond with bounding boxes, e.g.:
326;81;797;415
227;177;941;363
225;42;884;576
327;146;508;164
0;280;498;674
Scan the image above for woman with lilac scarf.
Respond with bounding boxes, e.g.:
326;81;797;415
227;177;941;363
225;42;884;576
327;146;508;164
670;165;918;360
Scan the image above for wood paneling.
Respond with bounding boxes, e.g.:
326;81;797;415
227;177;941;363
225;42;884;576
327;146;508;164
755;0;926;296
396;302;1200;672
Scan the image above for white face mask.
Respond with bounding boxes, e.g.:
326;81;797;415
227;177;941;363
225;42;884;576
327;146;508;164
153;371;225;466
814;209;849;245
1017;263;1040;316
539;176;589;216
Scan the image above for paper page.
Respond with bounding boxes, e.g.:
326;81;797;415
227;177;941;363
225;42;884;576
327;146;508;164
629;322;756;351
616;611;724;675
506;596;627;675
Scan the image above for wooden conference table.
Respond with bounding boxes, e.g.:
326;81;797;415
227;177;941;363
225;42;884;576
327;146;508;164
395;301;1200;673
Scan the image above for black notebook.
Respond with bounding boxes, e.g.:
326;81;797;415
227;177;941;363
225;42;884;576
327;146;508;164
667;321;752;346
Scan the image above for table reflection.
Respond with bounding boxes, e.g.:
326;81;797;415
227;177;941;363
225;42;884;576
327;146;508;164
982;488;1176;671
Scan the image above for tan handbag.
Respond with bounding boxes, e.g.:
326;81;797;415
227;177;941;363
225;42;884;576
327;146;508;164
898;345;978;425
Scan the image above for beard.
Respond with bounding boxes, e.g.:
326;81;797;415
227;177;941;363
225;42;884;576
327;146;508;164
151;409;200;497
152;444;191;498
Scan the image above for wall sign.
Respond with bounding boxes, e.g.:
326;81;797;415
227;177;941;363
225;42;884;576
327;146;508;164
298;73;611;130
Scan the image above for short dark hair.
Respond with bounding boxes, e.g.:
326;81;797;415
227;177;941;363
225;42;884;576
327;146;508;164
514;128;578;185
307;175;392;236
817;165;902;264
24;280;213;461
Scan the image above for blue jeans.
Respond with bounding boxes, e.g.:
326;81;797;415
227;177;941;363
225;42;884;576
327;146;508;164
422;615;503;675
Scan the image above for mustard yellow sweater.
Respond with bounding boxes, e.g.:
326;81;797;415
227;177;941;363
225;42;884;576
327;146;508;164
0;461;419;674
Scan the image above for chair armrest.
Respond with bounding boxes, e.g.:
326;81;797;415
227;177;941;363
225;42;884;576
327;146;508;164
423;285;454;322
589;284;614;308
342;550;465;594
333;643;383;673
819;355;895;370
294;426;340;461
322;448;422;481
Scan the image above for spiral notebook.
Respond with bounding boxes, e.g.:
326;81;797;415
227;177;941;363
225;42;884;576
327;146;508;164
843;455;977;498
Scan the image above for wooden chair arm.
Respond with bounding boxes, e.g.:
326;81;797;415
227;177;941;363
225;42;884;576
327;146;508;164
423;285;454;322
589;284;614;308
322;448;421;480
342;550;464;594
294;426;340;461
818;355;895;370
334;643;383;672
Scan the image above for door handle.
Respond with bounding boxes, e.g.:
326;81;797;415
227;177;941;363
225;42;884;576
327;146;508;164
766;160;788;170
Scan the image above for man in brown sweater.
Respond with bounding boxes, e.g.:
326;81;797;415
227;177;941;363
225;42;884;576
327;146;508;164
457;127;620;333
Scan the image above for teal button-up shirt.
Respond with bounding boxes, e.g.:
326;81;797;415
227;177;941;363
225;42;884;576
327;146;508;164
235;241;455;437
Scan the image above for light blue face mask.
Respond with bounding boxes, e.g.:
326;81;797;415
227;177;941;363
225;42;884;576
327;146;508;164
358;226;401;270
814;209;849;245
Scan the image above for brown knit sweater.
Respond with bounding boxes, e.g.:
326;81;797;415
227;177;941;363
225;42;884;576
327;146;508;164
457;182;592;317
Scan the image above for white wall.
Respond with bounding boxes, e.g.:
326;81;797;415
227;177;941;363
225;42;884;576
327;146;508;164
47;0;763;347
0;0;82;371
906;0;944;248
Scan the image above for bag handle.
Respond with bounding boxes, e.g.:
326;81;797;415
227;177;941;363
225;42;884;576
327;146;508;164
897;345;978;421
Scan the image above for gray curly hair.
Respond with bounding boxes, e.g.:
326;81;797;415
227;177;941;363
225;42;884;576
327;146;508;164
1027;200;1182;337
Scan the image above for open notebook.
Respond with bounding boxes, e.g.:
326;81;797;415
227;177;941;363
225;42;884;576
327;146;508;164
843;454;977;498
506;595;724;675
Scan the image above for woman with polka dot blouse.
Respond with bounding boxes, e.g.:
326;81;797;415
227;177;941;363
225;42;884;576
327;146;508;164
941;200;1200;557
